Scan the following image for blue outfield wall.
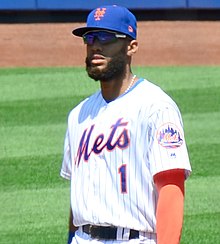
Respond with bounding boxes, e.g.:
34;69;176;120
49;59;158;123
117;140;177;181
36;0;186;10
0;0;37;10
0;0;220;10
188;0;220;9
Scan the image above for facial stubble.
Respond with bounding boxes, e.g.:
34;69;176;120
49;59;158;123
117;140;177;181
85;45;127;82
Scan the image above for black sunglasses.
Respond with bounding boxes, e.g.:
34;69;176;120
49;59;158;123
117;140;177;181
82;30;127;45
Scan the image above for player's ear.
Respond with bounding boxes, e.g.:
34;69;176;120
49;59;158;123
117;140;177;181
127;40;138;57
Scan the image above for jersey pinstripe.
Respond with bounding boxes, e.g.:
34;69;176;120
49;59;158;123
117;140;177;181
60;78;191;234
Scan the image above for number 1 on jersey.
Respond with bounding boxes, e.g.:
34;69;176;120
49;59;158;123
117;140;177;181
118;164;127;193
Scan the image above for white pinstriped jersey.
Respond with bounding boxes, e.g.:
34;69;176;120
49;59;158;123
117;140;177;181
60;78;191;234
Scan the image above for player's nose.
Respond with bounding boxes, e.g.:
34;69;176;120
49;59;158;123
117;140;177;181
90;38;103;51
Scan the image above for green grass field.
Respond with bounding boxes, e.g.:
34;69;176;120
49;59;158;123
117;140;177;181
0;66;219;243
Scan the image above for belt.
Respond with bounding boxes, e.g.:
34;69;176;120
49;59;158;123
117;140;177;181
82;224;139;240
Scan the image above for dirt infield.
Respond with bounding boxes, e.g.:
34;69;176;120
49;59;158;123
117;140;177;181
0;21;220;67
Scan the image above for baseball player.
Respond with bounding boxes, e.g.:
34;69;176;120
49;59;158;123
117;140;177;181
60;5;191;244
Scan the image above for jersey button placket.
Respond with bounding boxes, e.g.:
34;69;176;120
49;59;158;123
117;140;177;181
92;160;100;224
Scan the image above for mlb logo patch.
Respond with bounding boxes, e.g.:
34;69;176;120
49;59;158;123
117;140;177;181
128;25;133;33
157;123;183;149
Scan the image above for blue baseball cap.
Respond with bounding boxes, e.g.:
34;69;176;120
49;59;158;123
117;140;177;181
72;5;137;40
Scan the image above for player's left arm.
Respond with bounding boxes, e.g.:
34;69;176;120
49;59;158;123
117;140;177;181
154;168;185;244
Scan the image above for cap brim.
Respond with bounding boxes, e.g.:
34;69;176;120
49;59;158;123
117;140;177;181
72;26;126;37
72;27;97;37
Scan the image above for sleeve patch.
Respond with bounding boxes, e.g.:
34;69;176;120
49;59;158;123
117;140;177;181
157;123;183;149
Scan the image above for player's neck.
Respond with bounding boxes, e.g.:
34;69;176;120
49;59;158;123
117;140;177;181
100;72;136;101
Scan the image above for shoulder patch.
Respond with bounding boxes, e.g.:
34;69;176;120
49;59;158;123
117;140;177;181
157;123;183;149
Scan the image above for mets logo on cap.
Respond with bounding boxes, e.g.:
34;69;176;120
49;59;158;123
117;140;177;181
94;8;106;21
157;123;183;149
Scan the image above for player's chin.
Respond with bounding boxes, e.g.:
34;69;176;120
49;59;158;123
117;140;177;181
86;66;101;81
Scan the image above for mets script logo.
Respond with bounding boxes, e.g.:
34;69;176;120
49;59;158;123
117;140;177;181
157;123;183;149
75;118;130;166
94;8;106;21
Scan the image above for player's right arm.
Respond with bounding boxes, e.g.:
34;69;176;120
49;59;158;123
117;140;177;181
60;128;77;243
68;208;78;244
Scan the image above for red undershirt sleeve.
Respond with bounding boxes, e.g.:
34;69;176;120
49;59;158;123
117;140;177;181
154;169;185;244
